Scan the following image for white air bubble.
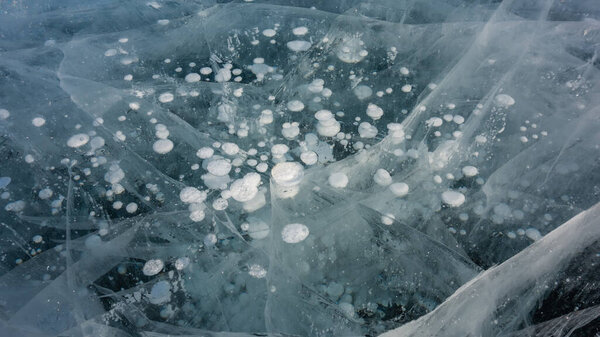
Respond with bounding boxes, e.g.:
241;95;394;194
495;94;515;107
389;182;409;197
158;92;174;103
281;223;309;243
328;172;349;189
153;139;174;154
287;100;305;112
32;117;46;127
185;73;201;82
441;190;466;207
143;259;164;276
271;162;304;187
67;133;90;148
287;40;311;52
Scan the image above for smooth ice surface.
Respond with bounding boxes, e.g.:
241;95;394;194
0;0;599;336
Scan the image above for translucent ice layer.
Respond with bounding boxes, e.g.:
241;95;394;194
0;0;599;336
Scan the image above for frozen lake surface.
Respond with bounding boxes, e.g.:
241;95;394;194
0;0;599;336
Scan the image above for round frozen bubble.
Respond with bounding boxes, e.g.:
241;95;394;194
158;92;174;103
281;223;309;243
189;208;205;222
196;147;214;159
336;36;367;63
221;142;240;155
441;190;466;207
271;144;289;158
212;198;228;210
282;122;300;139
67;133;90;148
126;202;138;213
184;73;201;83
300;151;318;165
0;177;11;188
38;188;53;200
247;218;270;239
525;228;542;241
248;264;267;278
292;26;308;36
230;177;259;202
353;85;372;100
153;139;174;154
262;28;276;37
495;94;515;107
204;233;217;246
462;165;479;177
175;257;190;270
389;182;409;197
104;49;117;57
328;172;348;189
149;280;171;304
286;40;311;52
287;100;305;112
179;187;207;204
271;162;304;187
32;117;46;127
358;122;378;138
207;159;232;176
142;259;164;276
373;169;392;186
0;109;9;120
381;213;395;225
366;103;384;120
84;235;102;250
